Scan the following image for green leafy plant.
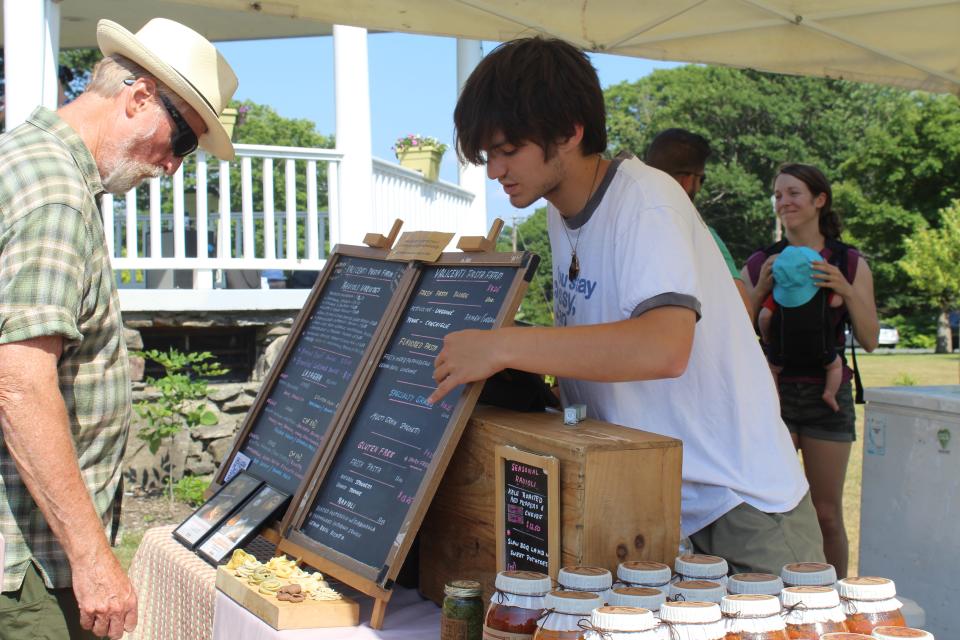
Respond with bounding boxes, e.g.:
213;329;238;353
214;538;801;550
893;372;919;386
392;133;448;157
174;475;211;507
134;348;228;502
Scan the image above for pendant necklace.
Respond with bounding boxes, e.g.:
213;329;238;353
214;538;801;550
563;154;602;281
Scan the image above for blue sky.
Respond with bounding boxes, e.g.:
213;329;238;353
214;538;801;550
217;33;678;226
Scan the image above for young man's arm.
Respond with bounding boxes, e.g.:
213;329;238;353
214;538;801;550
0;336;137;640
429;305;696;403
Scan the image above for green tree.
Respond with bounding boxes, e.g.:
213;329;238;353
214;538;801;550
498;208;553;326
900;200;960;353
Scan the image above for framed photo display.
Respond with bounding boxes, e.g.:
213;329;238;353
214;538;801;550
196;484;290;566
173;472;263;549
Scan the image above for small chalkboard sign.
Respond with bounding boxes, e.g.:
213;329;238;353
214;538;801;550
279;250;538;628
197;484;291;566
173;472;262;549
495;446;559;579
214;247;410;497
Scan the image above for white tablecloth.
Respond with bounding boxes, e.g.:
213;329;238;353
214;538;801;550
213;584;441;639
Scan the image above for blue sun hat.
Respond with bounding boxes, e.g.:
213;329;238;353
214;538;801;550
772;245;822;308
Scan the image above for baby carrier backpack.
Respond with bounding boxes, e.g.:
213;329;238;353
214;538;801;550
763;238;865;403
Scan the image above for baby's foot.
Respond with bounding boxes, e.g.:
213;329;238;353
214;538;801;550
822;391;840;412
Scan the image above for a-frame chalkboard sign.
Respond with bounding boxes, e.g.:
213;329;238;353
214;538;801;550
211;245;413;504
277;248;538;628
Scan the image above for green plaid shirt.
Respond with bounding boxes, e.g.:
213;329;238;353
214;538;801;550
0;107;131;591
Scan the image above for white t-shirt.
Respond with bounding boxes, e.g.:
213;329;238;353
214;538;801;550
549;156;808;536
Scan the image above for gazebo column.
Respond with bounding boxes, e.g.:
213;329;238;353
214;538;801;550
3;0;60;129
456;38;488;235
332;25;375;246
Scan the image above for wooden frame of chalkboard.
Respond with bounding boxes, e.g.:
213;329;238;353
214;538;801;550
495;445;560;579
211;246;414;513
278;250;538;628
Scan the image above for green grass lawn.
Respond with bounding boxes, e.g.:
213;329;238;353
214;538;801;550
844;352;959;575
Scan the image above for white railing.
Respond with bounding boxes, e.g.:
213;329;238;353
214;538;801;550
103;144;477;311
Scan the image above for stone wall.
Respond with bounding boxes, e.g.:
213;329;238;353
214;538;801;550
123;381;263;492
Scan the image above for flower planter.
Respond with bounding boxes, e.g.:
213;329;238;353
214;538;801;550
219;107;238;140
397;145;443;182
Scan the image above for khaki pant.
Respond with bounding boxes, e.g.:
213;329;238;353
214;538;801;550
0;563;99;640
689;491;825;575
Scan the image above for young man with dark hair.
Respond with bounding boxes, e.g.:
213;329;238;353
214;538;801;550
431;37;824;574
645;128;752;317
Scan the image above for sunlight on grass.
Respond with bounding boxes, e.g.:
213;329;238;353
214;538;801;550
114;531;145;572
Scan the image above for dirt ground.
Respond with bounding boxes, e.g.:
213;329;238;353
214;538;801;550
115;492;195;569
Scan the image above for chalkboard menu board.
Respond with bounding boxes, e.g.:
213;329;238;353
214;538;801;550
495;445;559;578
216;249;408;496
299;264;515;567
282;252;538;587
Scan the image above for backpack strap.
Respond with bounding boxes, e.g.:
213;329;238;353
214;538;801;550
763;238;789;257
825;238;865;404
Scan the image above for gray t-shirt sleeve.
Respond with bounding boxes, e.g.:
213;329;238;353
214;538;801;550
630;292;702;321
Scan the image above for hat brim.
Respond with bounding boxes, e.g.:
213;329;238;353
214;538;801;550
773;283;819;308
97;20;235;160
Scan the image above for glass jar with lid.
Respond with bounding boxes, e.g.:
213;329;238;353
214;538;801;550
780;562;837;588
837;577;905;634
720;594;788;640
727;573;784;597
581;606;667;640
443;580;484;640
484;570;551;640
558;566;613;604
617;561;672;590
533;590;604;640
658;601;725;640
871;627;934;639
668;580;725;604
608;586;666;613
780;586;849;639
675;554;729;589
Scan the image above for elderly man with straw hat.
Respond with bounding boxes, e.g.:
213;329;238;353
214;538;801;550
0;18;237;639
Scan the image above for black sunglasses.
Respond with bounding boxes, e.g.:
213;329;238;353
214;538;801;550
123;78;199;158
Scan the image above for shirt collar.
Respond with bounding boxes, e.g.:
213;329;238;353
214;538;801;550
26;106;105;197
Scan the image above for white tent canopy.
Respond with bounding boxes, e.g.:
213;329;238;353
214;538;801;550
3;0;957;95
167;0;960;95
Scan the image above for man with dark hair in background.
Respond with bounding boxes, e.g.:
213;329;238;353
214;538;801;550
430;36;825;575
645;128;751;317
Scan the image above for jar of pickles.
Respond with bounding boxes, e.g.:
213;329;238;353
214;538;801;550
658;601;726;640
675;555;729;589
871;627;934;639
534;590;604;640
617;561;673;590
720;594;788;640
484;570;551;640
581;606;666;640
668;580;725;604
558;566;614;604
607;587;666;612
837;577;905;635
727;573;784;597
780;586;849;639
781;562;837;588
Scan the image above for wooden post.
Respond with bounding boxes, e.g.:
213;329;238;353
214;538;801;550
457;218;504;252
363;218;404;249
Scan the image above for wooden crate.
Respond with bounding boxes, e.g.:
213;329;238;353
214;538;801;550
216;567;359;630
419;406;682;604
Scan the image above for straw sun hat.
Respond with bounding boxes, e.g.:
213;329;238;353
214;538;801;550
97;17;239;160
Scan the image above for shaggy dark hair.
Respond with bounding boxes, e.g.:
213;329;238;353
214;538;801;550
453;37;606;164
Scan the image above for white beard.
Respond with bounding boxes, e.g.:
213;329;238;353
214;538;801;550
100;118;165;195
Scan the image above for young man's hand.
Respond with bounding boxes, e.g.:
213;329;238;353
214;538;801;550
429;328;505;404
